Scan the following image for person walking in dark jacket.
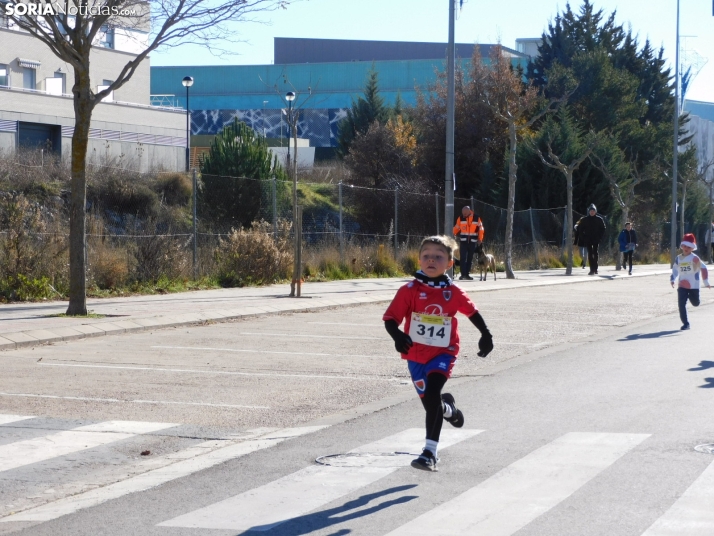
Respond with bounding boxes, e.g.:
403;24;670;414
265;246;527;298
618;222;637;274
576;204;606;275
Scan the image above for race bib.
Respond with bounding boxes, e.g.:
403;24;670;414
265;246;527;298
680;262;692;272
409;313;452;347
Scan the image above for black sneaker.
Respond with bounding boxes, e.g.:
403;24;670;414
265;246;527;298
411;449;438;472
464;275;474;280
458;276;467;280
441;393;464;428
681;323;690;331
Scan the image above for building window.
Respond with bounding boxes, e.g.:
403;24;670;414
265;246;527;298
54;71;66;94
22;67;35;90
0;65;8;87
100;26;114;49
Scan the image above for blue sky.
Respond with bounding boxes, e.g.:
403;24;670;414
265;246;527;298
151;0;714;104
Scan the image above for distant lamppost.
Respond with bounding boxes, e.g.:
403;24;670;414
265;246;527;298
286;91;295;170
262;100;268;138
285;91;301;296
182;76;194;172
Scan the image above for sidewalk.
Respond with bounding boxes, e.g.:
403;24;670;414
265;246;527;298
0;263;671;350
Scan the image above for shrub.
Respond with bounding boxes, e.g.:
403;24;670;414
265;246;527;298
155;173;192;206
0;274;56;301
371;244;400;276
216;220;293;286
91;246;129;289
399;250;419;275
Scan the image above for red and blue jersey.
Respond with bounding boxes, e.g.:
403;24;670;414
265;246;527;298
383;279;478;364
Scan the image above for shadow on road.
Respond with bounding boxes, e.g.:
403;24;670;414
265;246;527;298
240;484;418;535
697;378;714;389
689;361;714;372
617;330;680;341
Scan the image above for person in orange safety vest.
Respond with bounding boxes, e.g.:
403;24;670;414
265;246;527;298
452;205;484;280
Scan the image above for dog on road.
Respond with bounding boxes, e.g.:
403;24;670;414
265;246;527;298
475;242;496;281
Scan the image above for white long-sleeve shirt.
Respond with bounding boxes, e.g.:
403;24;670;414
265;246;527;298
671;253;710;289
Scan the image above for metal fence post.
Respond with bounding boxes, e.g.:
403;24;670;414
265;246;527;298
435;192;440;235
529;207;540;267
271;175;277;238
394;187;398;254
296;205;303;297
338;181;344;266
192;168;198;279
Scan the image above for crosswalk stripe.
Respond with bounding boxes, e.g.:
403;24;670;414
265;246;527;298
0;420;176;473
640;458;714;535
158;428;483;532
384;432;650;536
0;415;35;426
1;425;325;523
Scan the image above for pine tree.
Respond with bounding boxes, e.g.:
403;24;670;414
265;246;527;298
336;67;390;157
199;119;288;229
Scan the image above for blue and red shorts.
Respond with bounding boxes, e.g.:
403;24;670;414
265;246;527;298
407;353;456;397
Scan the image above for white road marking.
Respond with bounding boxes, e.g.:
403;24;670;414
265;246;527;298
640;459;714;535
0;392;268;410
158;428;483;532
385;432;650;536
0;415;35;426
151;345;393;359
0;421;176;473
38;362;394;382
239;332;386;340
0;426;325;523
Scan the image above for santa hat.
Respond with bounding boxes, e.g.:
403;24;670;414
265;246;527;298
680;233;697;250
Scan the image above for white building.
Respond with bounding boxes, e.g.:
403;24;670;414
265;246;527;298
0;7;186;172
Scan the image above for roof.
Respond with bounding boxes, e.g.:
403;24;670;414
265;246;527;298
273;37;525;64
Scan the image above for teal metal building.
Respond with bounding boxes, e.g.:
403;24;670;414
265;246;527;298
150;38;527;149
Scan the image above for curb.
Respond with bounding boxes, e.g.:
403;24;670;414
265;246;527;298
0;269;671;352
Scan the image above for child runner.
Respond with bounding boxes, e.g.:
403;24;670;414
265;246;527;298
383;235;493;472
670;233;711;330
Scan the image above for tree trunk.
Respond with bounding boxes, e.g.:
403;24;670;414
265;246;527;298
565;171;574;275
504;122;517;279
66;66;95;315
615;207;628;271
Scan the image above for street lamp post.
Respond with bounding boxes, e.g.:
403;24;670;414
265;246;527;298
670;0;681;266
182;76;194;172
285;91;301;297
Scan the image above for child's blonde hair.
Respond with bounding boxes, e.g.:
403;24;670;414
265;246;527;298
419;235;459;260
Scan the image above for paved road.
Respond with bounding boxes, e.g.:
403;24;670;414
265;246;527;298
1;268;713;534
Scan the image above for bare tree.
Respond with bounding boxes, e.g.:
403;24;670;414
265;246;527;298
472;45;566;279
7;0;293;314
533;111;599;275
590;141;659;270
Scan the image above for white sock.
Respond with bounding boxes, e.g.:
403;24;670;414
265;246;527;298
425;439;438;457
442;401;453;419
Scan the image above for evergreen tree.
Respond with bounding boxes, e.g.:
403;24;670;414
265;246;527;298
199;119;288;229
336;67;390;157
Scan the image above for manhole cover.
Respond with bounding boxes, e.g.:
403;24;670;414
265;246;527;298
315;452;418;468
694;444;714;454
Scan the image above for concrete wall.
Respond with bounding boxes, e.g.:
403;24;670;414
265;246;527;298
0;87;186;172
0;27;149;104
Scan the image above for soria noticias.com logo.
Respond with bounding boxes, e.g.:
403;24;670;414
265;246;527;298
4;2;136;16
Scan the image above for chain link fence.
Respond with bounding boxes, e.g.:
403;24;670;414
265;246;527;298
6;152;706;298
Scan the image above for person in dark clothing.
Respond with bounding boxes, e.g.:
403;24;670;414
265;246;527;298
573;217;587;269
575;204;606;275
618;222;638;274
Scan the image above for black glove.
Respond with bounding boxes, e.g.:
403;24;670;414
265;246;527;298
393;331;413;354
477;334;493;357
385;319;413;354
